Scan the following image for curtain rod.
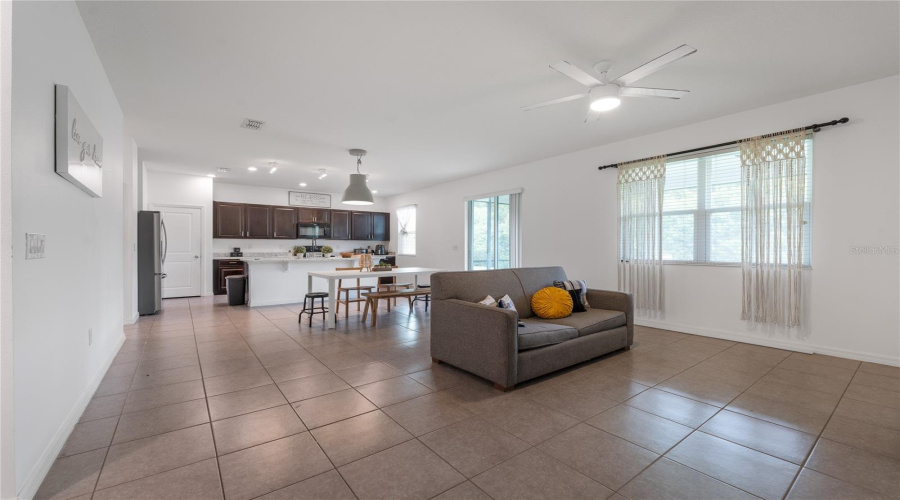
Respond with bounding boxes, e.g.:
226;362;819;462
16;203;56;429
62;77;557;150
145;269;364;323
597;117;849;171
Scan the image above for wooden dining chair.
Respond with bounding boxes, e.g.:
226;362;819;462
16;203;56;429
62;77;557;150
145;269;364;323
376;267;413;307
335;267;374;318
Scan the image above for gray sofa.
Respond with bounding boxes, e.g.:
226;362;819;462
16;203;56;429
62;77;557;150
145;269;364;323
430;267;633;391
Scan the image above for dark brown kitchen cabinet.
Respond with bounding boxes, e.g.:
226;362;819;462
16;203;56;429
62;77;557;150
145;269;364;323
350;211;391;241
213;259;245;295
244;204;272;239
272;207;298;239
297;208;330;223
371;212;390;241
351;211;372;240
330;210;351;240
213;202;244;238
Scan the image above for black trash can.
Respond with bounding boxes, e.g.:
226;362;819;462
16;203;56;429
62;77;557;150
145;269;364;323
225;275;247;306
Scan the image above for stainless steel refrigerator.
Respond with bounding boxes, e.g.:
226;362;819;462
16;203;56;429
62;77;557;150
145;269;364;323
138;210;167;315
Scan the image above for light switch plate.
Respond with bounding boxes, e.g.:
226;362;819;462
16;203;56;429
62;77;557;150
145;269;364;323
26;233;45;259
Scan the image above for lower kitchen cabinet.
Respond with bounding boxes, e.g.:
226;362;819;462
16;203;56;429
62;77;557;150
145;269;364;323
213;259;246;295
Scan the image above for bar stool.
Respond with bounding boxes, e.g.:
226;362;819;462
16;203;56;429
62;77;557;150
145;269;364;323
298;292;329;326
411;284;432;311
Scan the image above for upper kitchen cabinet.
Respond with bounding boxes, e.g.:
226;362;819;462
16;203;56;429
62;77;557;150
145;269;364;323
350;211;391;241
244;204;273;239
213;202;244;238
372;212;390;241
350;211;372;240
330;210;351;240
272;206;298;239
297;208;331;223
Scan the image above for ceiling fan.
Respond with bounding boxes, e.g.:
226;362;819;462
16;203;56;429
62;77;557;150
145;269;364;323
522;44;697;122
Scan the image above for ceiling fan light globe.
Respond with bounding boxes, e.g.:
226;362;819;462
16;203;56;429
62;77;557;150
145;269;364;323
590;97;621;112
341;173;375;205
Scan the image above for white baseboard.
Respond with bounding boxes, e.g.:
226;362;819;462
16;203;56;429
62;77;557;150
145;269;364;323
17;333;126;500
124;311;139;325
636;318;900;367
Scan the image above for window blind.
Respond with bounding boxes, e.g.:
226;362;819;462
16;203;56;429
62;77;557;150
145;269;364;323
660;138;813;265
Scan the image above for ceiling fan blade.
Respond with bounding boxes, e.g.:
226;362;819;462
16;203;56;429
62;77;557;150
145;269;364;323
613;44;697;86
521;93;588;111
549;61;603;87
619;87;690;99
585;106;602;123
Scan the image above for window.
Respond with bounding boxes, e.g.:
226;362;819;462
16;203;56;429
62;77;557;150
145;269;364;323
467;192;520;270
661;139;813;265
396;204;417;256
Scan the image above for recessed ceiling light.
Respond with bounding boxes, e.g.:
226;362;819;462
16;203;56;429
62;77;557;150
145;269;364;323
318;168;328;180
269;167;277;174
269;161;278;174
207;174;216;178
247;166;257;172
217;167;229;173
299;182;307;187
371;190;378;194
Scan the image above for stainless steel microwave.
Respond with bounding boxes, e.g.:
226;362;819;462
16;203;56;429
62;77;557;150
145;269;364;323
297;222;330;239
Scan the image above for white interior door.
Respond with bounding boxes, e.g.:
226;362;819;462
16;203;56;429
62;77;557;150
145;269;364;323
157;205;202;298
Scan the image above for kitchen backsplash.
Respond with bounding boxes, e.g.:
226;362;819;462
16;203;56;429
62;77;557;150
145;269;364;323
213;238;388;255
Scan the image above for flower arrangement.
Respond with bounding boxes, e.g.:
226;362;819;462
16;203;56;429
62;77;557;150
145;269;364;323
292;245;306;256
321;245;334;255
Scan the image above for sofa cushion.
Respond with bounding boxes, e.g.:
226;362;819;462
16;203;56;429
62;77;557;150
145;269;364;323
532;308;626;336
431;270;530;315
517;320;578;350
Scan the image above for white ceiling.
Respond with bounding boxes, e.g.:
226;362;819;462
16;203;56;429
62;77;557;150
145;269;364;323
77;1;899;196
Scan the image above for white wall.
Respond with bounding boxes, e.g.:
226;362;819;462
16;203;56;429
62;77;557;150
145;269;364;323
212;182;390;255
387;75;900;366
145;170;214;296
11;1;125;495
0;1;15;498
122;137;139;323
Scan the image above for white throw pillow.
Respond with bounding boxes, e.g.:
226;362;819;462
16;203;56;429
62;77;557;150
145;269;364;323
497;294;517;312
478;295;497;307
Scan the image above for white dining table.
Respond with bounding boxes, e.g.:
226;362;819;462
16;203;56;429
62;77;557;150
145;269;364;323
307;267;446;328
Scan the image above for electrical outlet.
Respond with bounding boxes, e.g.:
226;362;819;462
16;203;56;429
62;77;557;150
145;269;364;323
25;233;46;259
88;328;92;346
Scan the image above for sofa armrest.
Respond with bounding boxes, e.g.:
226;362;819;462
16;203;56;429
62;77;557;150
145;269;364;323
586;289;634;346
430;299;518;387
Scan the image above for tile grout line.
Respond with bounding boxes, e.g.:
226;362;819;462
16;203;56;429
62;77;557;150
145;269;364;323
187;299;229;500
610;341;793;499
780;359;865;499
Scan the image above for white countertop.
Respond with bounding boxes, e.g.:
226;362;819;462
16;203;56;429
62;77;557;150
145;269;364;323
240;257;356;263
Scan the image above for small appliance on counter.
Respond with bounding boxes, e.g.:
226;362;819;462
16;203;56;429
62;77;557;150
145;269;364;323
380;255;396;266
374;244;387;255
230;247;243;257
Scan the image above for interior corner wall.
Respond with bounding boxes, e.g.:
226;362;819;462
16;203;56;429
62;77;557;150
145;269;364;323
0;0;15;498
123;137;138;323
387;75;900;366
144;170;214;296
11;0;125;495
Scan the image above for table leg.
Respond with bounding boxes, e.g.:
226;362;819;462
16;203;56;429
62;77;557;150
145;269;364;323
327;279;337;329
308;274;313;293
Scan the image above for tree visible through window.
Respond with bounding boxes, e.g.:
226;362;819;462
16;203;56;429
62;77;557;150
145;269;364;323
467;193;519;270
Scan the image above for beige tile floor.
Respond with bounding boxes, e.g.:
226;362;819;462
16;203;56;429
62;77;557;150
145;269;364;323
36;295;900;500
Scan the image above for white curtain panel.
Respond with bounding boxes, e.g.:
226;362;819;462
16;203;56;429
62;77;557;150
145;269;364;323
617;155;666;312
739;130;809;327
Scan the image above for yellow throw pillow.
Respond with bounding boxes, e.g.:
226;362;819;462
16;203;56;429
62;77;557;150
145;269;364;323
531;287;574;319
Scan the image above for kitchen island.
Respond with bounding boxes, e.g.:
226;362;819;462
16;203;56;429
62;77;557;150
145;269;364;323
240;256;367;307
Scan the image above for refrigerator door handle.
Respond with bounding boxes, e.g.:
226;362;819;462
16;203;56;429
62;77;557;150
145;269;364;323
160;218;168;265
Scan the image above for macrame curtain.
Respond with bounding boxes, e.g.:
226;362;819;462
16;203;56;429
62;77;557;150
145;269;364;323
739;130;809;327
617;155;666;312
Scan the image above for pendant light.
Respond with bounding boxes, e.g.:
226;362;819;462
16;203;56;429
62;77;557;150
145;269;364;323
341;149;375;205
